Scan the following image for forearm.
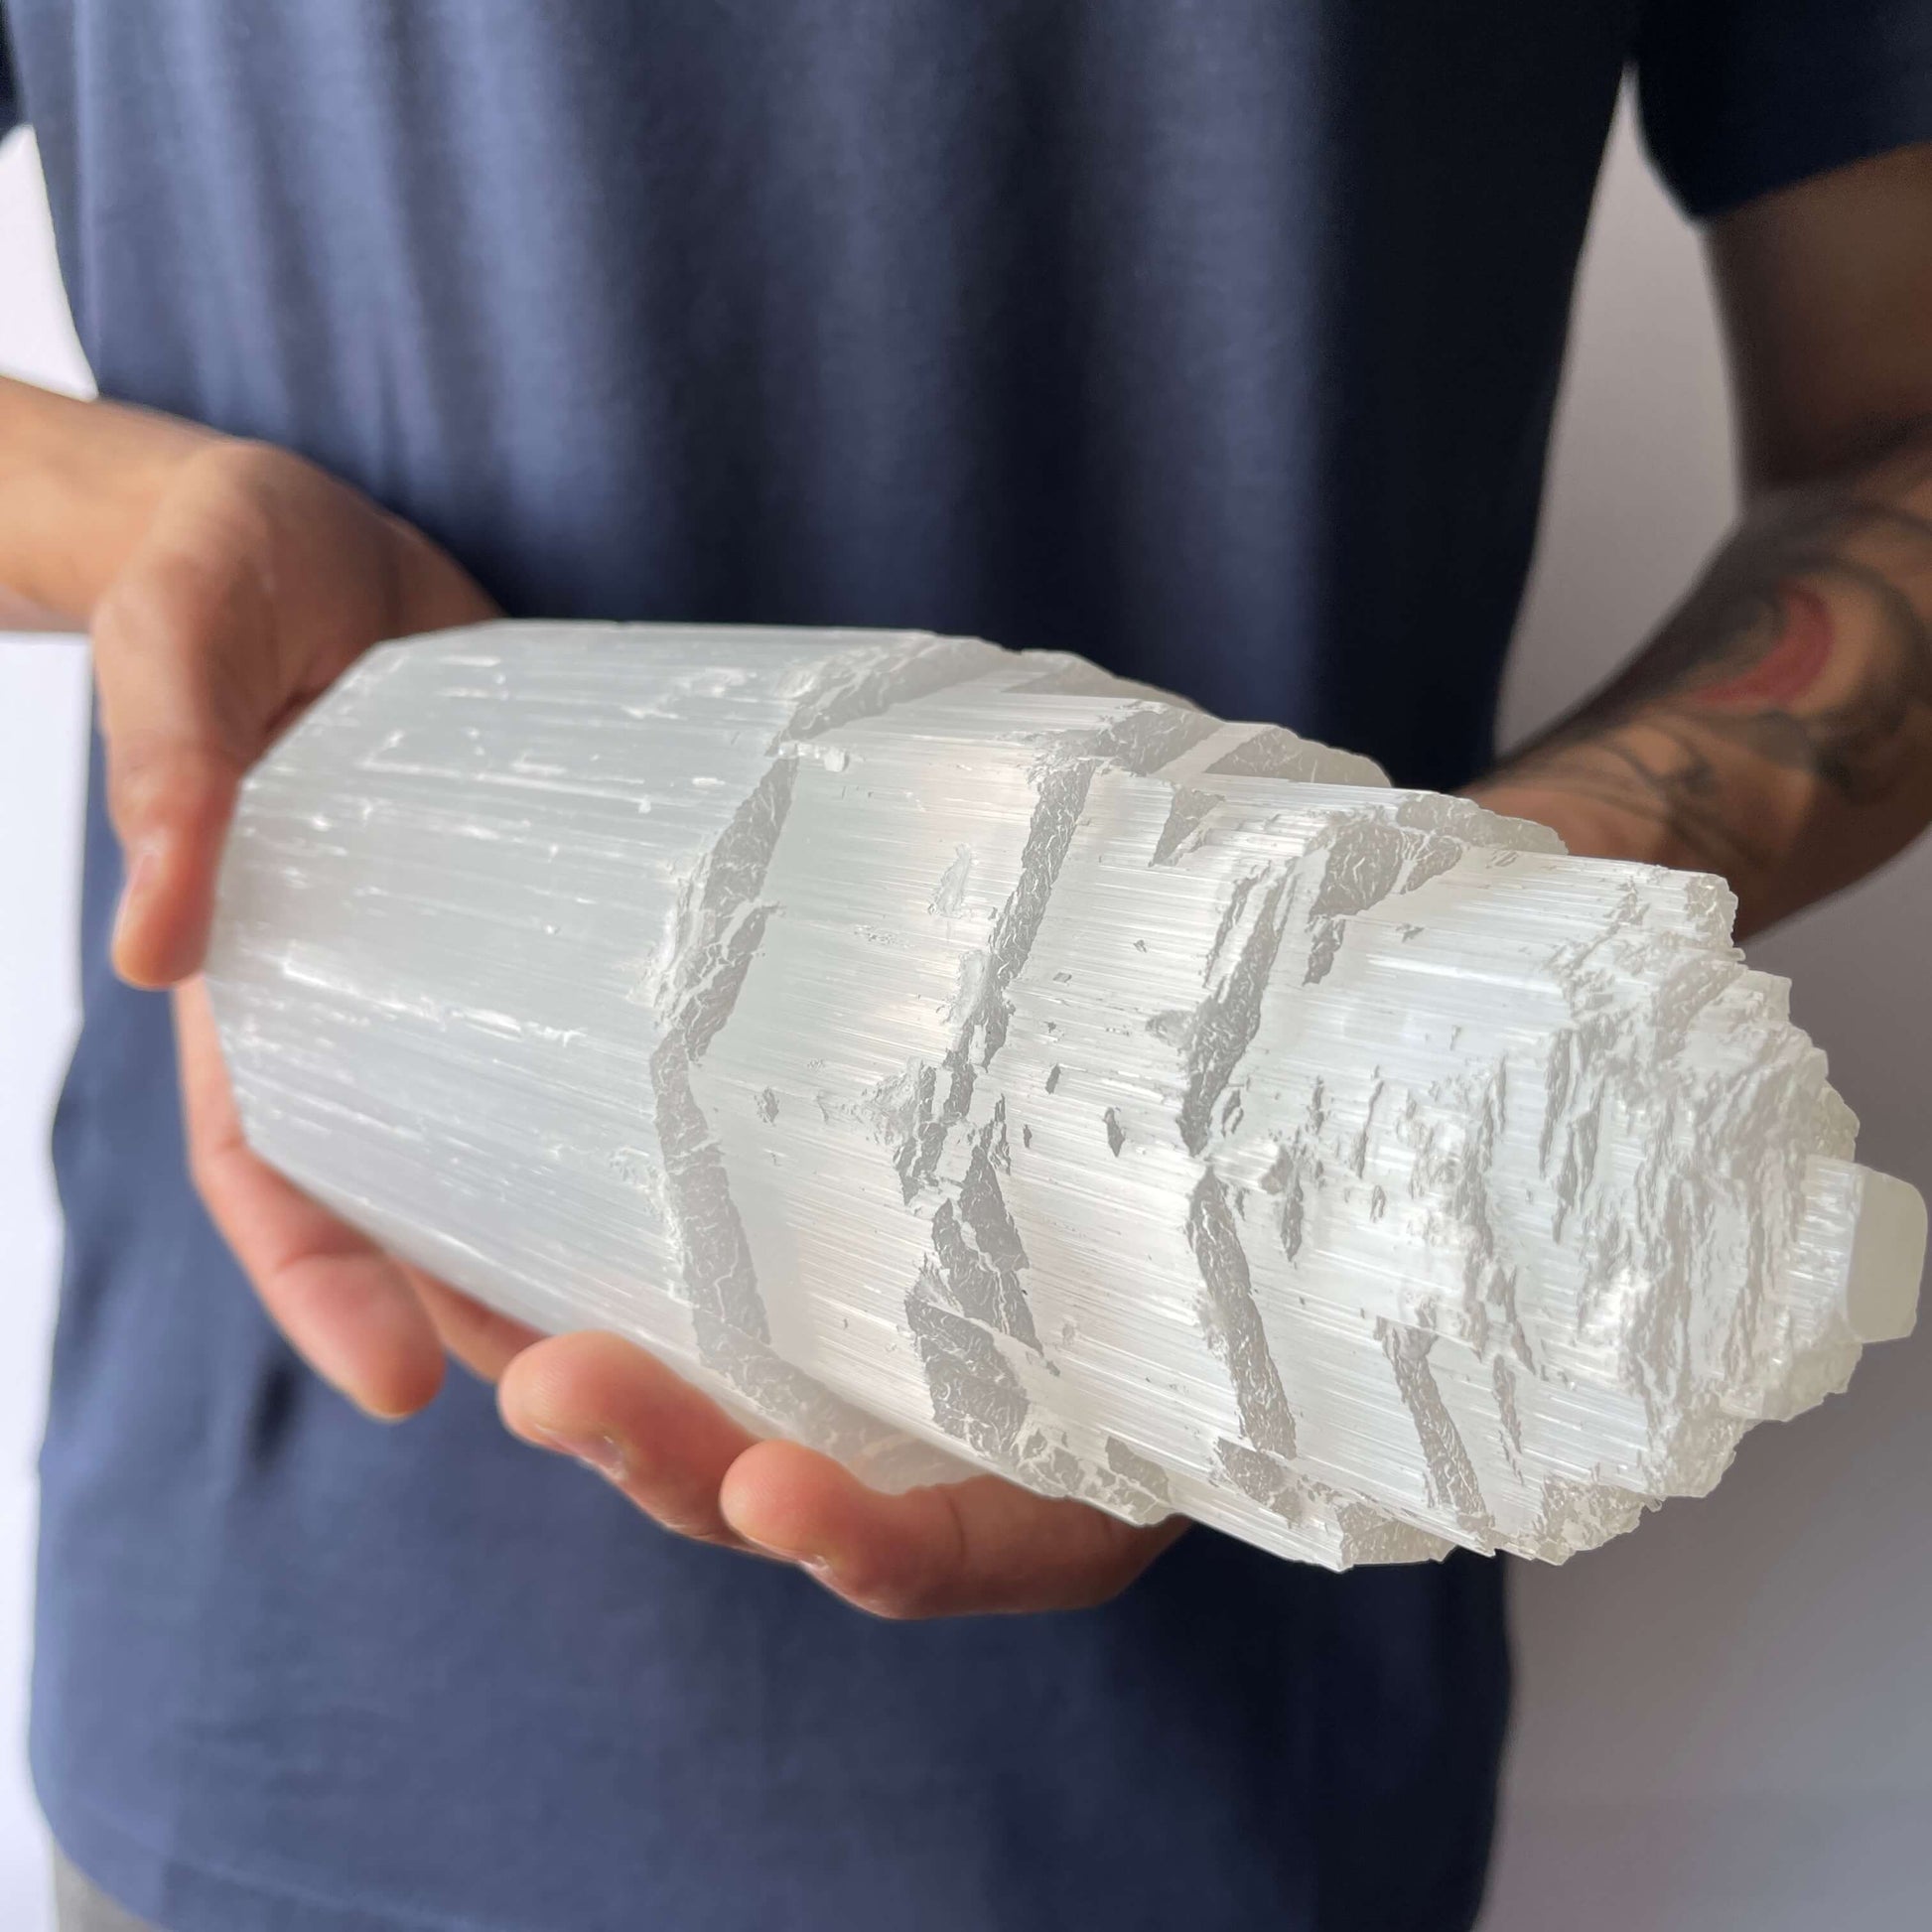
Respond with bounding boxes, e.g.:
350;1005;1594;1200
1480;423;1932;936
0;373;208;622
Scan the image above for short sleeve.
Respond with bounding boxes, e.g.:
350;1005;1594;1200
1637;0;1932;218
0;7;19;139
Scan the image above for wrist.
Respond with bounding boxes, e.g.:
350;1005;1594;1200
1463;776;1688;870
1467;754;1818;939
0;375;215;621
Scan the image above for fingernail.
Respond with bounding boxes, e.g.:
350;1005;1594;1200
538;1429;628;1482
738;1527;830;1574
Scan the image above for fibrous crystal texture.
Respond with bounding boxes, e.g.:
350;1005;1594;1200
207;624;1927;1569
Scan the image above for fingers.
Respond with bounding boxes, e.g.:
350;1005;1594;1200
105;743;240;988
719;1443;1186;1617
496;1327;1184;1609
93;533;266;987
182;959;1177;1618
0;373;214;623
89;442;501;990
174;980;446;1418
411;1272;541;1385
496;1332;762;1548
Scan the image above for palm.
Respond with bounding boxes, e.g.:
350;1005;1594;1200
181;976;1178;1614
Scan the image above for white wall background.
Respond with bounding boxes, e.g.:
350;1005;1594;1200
2;99;1928;1932
0;124;90;1932
1483;105;1932;1932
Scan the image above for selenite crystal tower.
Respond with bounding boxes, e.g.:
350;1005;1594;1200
205;624;1927;1569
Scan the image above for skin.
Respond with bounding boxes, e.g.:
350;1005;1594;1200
4;142;1931;1620
1474;145;1932;939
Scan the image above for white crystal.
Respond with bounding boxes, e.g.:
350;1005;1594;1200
205;623;1927;1568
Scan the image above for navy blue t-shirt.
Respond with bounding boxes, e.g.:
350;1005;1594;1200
6;5;1930;1928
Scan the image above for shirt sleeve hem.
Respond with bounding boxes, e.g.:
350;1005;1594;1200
1645;58;1932;221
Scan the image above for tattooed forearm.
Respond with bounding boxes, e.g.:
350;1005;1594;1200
1479;431;1932;935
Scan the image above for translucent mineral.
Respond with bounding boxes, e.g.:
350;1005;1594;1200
204;624;1927;1569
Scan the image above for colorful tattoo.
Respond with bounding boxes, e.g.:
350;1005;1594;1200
1492;470;1932;880
1688;580;1833;711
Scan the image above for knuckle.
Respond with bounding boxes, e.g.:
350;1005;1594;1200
188;436;311;508
102;754;165;844
105;733;227;840
91;564;194;661
179;448;289;564
186;441;351;563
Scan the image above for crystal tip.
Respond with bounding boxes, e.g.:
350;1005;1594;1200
1845;1170;1928;1343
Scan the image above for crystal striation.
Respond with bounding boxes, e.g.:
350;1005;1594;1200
206;624;1928;1568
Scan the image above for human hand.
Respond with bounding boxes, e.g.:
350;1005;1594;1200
478;1329;1187;1616
93;438;500;988
1460;775;1682;873
479;777;1676;1621
190;951;1179;1614
39;403;1181;1612
32;404;506;1419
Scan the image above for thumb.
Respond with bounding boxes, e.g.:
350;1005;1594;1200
89;442;502;990
92;549;261;990
106;725;242;989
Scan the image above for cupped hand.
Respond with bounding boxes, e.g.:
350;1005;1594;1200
181;991;1181;1621
490;1331;1187;1616
90;434;499;1418
179;980;1180;1615
91;421;1180;1618
97;439;501;988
